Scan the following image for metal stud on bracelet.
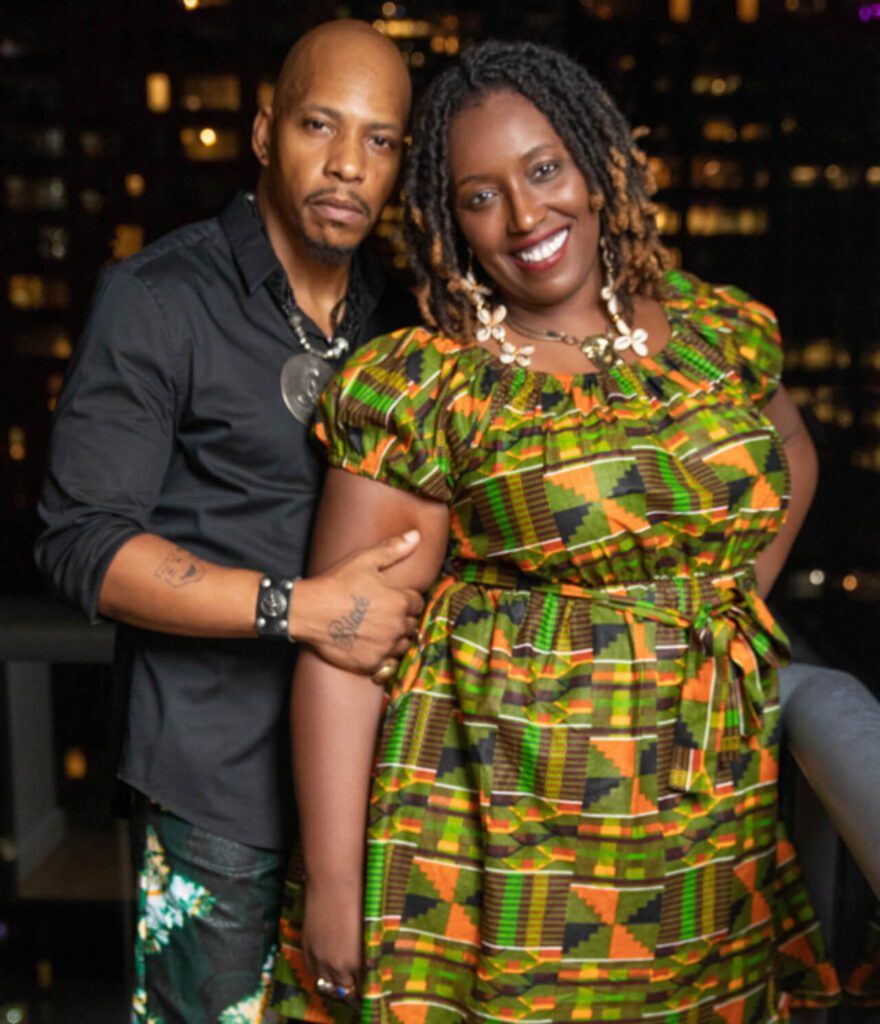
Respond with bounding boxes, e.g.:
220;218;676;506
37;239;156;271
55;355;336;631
255;575;299;642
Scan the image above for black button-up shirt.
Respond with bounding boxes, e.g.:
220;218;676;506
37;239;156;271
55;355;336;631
35;191;413;849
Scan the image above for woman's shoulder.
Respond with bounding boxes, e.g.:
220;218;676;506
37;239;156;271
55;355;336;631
662;269;779;335
661;269;783;404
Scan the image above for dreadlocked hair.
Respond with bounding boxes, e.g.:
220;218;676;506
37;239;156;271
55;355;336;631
403;39;671;335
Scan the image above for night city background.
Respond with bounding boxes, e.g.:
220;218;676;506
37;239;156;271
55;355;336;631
1;0;878;1021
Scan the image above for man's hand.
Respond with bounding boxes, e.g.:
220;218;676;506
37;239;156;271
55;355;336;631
290;530;424;673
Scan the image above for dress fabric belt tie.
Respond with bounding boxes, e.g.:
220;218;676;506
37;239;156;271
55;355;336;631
452;562;791;797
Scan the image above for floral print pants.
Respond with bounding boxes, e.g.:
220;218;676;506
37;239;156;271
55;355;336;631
131;798;285;1024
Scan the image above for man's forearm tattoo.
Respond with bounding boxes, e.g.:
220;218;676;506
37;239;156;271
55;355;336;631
328;595;370;651
154;546;206;588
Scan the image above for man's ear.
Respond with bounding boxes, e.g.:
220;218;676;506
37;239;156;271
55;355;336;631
251;105;273;167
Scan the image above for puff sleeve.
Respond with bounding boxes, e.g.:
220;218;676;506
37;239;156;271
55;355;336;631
715;283;784;408
314;326;456;502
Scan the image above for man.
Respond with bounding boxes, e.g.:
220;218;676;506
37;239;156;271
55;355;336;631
35;20;417;1023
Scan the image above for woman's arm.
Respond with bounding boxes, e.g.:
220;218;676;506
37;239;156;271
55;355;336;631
754;385;819;599
294;467;449;998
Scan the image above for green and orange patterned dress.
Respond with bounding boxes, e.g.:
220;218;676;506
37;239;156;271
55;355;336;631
273;270;840;1023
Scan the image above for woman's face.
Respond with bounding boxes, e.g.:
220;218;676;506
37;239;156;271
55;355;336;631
448;89;601;316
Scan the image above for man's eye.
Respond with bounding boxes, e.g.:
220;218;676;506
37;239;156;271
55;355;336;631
304;118;328;132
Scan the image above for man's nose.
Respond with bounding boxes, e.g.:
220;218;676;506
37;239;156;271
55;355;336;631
325;131;366;183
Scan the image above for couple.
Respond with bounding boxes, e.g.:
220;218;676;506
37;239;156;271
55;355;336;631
37;19;839;1024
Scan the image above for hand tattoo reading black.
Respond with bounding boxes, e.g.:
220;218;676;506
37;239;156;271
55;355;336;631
155;547;206;588
328;595;370;651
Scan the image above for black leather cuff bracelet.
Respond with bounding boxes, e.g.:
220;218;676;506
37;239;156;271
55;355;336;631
255;575;298;642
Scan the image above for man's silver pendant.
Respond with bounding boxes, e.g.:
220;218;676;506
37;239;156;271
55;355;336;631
280;353;336;425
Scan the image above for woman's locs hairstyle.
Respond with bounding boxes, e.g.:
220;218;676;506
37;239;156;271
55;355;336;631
403;40;670;335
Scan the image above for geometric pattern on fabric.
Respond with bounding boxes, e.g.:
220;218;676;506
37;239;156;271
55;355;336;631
273;271;840;1022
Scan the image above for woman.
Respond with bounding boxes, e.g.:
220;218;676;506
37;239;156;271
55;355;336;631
273;41;839;1023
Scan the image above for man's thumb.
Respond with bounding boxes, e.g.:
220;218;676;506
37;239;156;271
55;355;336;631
369;530;420;570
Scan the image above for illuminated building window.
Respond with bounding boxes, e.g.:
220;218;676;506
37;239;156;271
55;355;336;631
0;125;64;159
5;176;66;211
256;81;274;109
8;427;26;463
866;166;880;186
37;226;69;261
112;224;144;261
801;338;834;371
125;173;146;197
410;51;426;67
180;126;239;161
14;326;72;359
691;157;744;190
851;447;880;473
8;275;70;310
616;54;637;72
669;0;691;21
740;122;771;141
64;747;88;780
80;188;105;214
692;74;741;96
653;76;672;93
647;156;680;190
825;164;859;190
181;0;231;8
737;0;759;22
654;203;681;235
579;1;617;18
754;169;771;189
146;73;171;113
686;205;768;236
790;164;820;187
182;75;241;112
781;116;798;134
703;118;738;143
382;1;397;14
46;373;64;413
372;18;432;38
862;348;880;371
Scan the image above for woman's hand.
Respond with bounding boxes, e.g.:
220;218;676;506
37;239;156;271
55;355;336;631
302;877;363;1006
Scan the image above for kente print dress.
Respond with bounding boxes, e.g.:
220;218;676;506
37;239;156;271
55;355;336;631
273;270;840;1023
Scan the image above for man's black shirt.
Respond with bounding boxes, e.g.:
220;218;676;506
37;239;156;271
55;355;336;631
35;191;415;849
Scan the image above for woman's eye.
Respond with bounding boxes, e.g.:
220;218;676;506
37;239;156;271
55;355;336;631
372;136;396;151
534;161;559;179
465;189;495;209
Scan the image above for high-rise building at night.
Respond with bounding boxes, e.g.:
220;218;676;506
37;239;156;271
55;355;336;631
4;0;876;672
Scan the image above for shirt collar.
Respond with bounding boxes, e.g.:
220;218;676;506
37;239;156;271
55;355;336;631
220;190;280;295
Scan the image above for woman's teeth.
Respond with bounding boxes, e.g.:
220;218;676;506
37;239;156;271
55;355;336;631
516;229;568;263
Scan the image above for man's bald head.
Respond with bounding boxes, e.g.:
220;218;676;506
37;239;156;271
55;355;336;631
274;20;411;120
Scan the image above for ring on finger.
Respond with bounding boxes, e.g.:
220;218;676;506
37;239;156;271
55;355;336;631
371;657;399;686
316;976;354;1000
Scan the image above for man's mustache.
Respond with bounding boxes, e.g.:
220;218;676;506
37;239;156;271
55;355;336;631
305;188;372;220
